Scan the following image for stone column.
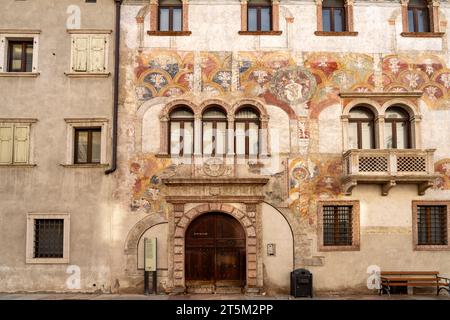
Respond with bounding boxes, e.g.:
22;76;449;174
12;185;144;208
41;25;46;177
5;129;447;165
341;115;349;151
182;0;189;32
171;203;185;292
160;115;170;155
412;115;422;149
315;0;323;31
150;0;158;32
401;0;409;32
272;0;280;31
345;0;354;32
194;114;202;157
377;115;385;149
240;0;248;31
429;0;440;33
260;116;270;157
227;115;235;165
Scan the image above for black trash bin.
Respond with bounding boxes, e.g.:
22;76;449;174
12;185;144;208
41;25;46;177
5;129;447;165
290;269;313;298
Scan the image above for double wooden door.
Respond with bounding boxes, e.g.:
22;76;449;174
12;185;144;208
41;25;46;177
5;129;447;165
185;212;246;286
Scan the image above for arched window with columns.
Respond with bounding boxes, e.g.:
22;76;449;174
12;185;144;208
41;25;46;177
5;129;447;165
401;0;442;35
148;0;191;35
384;106;412;149
235;106;260;157
348;106;376;149
239;0;281;35
202;106;228;157
169;106;194;156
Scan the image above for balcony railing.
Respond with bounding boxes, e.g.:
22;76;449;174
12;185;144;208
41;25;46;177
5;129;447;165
342;149;439;196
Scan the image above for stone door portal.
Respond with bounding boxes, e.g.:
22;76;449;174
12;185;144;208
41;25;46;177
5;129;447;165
185;212;246;288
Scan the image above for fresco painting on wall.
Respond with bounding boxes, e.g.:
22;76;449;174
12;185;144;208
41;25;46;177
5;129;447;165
129;155;175;215
288;156;343;220
382;54;450;109
135;50;194;102
201;51;233;94
434;159;450;190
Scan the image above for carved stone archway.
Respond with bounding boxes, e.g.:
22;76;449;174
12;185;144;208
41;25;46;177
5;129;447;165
169;202;260;293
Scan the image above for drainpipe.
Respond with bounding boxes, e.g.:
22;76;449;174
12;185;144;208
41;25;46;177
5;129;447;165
106;0;122;175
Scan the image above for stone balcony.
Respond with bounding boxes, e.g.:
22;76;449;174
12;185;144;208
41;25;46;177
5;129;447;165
342;149;440;196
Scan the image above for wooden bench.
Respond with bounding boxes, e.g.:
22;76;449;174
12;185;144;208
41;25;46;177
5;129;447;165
380;271;450;296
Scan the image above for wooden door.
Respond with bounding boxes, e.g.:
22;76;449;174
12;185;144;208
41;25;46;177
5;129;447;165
185;212;246;286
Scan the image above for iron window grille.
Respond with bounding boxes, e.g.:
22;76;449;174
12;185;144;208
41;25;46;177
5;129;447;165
323;205;353;246
33;219;64;258
418;206;447;245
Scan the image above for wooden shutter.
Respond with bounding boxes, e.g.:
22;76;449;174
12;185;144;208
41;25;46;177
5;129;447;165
72;36;89;72
89;35;107;72
13;125;30;164
0;125;13;164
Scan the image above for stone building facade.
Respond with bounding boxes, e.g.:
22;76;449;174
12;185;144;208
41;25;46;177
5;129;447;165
1;0;450;295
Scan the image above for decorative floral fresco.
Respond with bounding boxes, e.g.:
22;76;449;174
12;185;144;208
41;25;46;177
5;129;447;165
201;51;232;94
135;50;194;101
129;155;175;215
288;156;343;219
382;54;450;109
434;159;450;190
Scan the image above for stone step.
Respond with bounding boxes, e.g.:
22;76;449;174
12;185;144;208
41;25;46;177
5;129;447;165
214;286;243;294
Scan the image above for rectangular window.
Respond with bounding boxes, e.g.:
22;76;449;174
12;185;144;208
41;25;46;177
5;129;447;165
70;34;109;73
159;6;182;32
74;128;101;164
0;123;30;165
8;40;33;72
26;213;70;264
418;206;447;245
323;205;353;246
248;6;272;32
34;219;64;258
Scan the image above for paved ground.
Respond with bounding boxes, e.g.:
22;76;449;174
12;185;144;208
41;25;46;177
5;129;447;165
0;293;449;300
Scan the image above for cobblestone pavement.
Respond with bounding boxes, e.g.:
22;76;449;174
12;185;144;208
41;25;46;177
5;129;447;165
0;293;449;300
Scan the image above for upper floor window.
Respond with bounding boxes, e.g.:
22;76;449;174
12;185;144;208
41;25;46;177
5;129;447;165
248;0;272;32
408;0;430;33
348;106;375;149
235;107;259;157
170;106;194;156
74;128;101;164
159;0;182;32
8;40;33;72
0;122;31;165
202;107;227;157
322;0;346;32
69;32;110;76
384;106;411;149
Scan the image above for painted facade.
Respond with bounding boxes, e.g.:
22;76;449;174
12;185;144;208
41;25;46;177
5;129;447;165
0;0;450;295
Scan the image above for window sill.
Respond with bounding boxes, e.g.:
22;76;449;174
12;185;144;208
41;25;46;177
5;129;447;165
0;164;36;168
400;32;445;38
60;164;109;168
147;31;192;36
0;72;40;77
156;153;171;158
318;245;360;252
314;31;358;37
26;258;69;264
414;245;450;251
238;31;282;36
65;72;111;78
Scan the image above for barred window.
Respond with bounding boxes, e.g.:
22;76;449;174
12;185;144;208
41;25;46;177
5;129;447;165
323;206;353;246
34;219;64;258
418;206;447;245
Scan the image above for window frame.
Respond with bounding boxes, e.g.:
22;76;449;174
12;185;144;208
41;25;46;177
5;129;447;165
322;1;347;32
26;213;70;264
348;107;376;150
169;108;194;157
7;40;33;72
318;200;360;251
0;119;36;166
234;108;260;158
201;108;228;158
74;127;102;165
158;5;183;32
0;31;40;76
407;1;430;33
64;118;108;166
247;3;273;32
412;201;450;251
384;107;411;149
